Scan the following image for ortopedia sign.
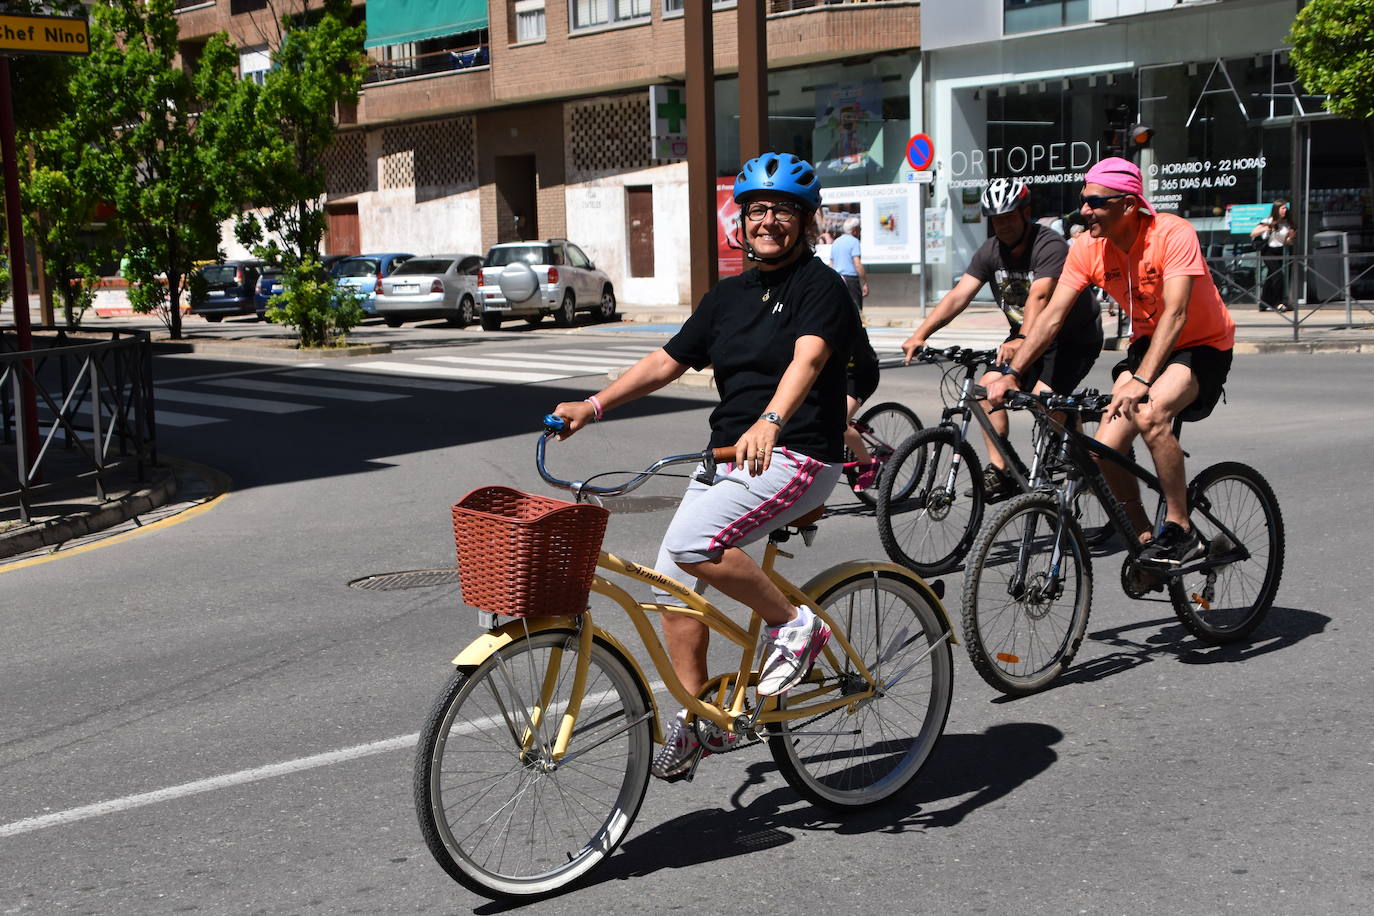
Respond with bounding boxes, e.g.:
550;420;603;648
0;13;89;56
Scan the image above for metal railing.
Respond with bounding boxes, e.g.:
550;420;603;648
1205;245;1374;341
1;328;157;524
364;41;489;85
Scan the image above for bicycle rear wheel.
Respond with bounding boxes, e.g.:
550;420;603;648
876;427;984;576
962;492;1093;696
414;630;653;900
1169;461;1284;643
849;401;923;507
768;571;953;808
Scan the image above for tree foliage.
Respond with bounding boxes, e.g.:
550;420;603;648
235;0;367;344
1288;0;1374;193
1288;0;1374;120
61;0;254;338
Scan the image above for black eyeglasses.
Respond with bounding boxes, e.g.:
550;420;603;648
743;203;801;224
1080;193;1129;210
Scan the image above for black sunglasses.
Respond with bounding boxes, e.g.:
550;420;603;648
1080;192;1129;209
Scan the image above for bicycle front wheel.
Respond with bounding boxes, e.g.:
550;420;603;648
414;629;653;900
962;492;1093;696
850;401;923;507
769;571;953;808
876;427;984;576
1169;461;1284;643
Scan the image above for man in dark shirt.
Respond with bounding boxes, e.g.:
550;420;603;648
900;177;1102;500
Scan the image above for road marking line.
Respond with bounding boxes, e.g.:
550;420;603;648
288;368;480;393
350;361;561;383
155;389;316;414
489;351;634;366
0;733;418;838
551;347;657;358
0;678;669;837
203;378;406;402
421;356;615;374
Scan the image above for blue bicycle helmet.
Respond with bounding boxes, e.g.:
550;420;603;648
733;153;822;210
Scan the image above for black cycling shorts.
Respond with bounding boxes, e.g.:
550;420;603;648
1020;333;1103;395
1112;337;1233;422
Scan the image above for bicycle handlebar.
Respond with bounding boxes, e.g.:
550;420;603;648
537;414;732;501
914;345;1001;368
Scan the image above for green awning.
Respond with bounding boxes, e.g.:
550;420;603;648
364;0;488;49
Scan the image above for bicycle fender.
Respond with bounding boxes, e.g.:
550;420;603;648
451;617;663;743
797;561;958;645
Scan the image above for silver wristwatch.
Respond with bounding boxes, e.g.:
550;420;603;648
759;411;783;425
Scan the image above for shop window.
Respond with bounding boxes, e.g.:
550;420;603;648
572;0;651;31
1004;0;1089;35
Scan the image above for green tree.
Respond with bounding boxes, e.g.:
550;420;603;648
1288;0;1374;194
69;0;253;339
235;0;367;347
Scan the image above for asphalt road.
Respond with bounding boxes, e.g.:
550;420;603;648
2;333;1369;915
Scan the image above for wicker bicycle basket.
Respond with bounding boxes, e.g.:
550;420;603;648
451;486;609;618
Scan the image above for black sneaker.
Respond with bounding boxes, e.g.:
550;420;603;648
1138;521;1205;568
966;465;1018;503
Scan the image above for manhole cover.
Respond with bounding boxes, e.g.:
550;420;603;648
349;569;461;591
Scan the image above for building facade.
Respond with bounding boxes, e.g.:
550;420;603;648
173;0;922;306
921;0;1366;298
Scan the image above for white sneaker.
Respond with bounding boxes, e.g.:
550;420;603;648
651;712;700;780
757;607;831;697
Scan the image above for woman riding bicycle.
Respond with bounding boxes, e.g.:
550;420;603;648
551;152;860;780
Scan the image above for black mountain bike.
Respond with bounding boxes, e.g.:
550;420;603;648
960;390;1284;696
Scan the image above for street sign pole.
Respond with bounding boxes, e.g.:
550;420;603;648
0;55;39;466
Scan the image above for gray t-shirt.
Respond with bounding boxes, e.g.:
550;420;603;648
964;223;1099;345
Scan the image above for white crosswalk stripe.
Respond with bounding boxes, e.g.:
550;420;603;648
155;389;317;414
423;355;618;374
349;360;566;383
203;378;407;402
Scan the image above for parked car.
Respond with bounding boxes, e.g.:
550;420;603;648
332;253;414;316
477;239;616;330
254;268;284;319
191;259;266;322
374;254;484;327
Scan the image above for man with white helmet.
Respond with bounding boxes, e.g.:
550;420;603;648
900;177;1103;501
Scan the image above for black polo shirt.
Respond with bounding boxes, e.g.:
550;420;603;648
664;254;857;462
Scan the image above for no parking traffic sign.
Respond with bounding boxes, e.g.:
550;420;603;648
906;133;934;171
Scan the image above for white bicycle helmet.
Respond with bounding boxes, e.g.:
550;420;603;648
981;178;1031;216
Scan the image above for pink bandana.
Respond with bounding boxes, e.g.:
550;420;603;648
1084;157;1156;215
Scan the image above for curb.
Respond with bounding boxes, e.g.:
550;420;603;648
0;464;179;559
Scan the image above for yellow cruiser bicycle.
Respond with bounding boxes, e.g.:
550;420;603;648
413;417;956;900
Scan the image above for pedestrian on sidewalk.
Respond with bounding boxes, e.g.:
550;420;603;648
1250;200;1295;313
829;217;868;311
900;177;1103;501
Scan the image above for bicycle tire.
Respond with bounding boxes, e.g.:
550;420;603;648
1073;485;1115;547
850;401;924;507
768;571;953;808
1168;461;1284;644
414;630;653;900
876;427;984;576
962;492;1094;696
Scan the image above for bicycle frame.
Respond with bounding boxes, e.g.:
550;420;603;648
454;539;953;762
928;349;1037;493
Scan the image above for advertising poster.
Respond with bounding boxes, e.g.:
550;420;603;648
960;187;983;224
924;206;947;265
716;178;745;278
818;183;918;264
813;80;884;178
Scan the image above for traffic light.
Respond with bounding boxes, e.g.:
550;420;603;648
1103;104;1130;158
1128;122;1155;152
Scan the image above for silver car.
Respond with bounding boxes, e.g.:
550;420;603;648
375;254;484;327
477;239;617;331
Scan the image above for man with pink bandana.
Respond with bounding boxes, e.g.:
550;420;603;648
985;157;1236;568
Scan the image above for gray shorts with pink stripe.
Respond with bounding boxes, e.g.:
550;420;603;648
652;447;841;596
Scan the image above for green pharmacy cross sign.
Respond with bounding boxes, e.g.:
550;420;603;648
650;85;687;161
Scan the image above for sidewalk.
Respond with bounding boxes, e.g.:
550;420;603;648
2;296;1370;561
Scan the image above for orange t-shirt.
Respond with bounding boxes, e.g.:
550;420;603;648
1060;213;1235;350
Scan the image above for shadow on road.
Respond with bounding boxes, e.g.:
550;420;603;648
999;605;1330;699
465;722;1064;911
